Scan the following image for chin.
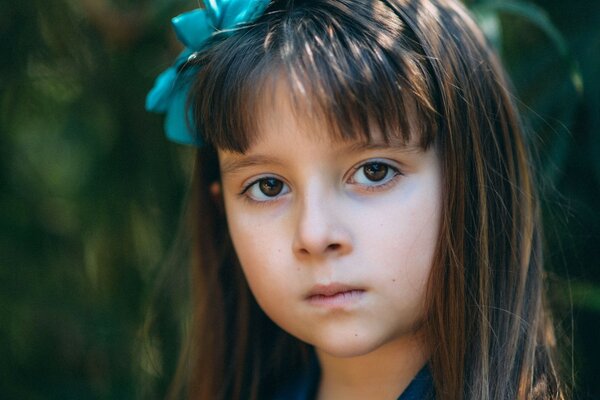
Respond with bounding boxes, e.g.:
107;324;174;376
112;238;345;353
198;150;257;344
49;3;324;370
310;332;385;358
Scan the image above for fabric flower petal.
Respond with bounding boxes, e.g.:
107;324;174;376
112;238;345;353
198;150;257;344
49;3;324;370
164;83;202;146
147;0;269;147
145;67;178;113
221;0;270;28
205;0;223;23
172;9;214;51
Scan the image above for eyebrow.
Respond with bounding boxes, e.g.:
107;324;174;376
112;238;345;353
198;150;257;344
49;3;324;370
220;141;422;176
220;155;285;176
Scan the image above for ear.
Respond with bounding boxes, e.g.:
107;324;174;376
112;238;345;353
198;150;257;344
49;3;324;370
209;181;224;212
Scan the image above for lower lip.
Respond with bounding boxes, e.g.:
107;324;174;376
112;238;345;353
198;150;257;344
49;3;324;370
307;290;365;308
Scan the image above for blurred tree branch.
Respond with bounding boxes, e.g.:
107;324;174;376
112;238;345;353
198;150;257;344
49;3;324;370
77;0;149;49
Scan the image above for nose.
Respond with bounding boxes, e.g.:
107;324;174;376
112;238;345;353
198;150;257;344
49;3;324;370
292;190;353;259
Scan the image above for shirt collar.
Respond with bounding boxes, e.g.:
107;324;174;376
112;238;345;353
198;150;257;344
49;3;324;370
272;356;435;400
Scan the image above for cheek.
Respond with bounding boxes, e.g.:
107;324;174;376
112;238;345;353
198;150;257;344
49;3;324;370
354;179;440;302
225;209;291;301
375;213;437;297
392;184;440;316
360;186;440;264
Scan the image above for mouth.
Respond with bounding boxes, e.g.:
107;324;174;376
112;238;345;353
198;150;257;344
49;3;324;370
305;283;366;308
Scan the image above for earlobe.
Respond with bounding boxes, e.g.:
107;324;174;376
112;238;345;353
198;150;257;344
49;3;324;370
210;181;221;197
209;181;224;211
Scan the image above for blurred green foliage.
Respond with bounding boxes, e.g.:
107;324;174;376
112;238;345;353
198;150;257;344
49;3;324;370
1;0;598;398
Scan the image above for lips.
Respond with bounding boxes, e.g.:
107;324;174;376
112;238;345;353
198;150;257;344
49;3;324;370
305;283;366;307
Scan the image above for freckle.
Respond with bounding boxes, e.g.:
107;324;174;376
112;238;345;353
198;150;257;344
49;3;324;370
392;279;396;282
354;334;358;337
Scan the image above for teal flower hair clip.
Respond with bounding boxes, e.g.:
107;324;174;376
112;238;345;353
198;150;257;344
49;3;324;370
145;0;270;146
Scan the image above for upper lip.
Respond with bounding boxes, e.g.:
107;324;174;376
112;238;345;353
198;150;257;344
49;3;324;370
306;283;364;298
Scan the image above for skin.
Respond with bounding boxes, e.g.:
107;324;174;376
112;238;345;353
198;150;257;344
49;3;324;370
218;87;442;399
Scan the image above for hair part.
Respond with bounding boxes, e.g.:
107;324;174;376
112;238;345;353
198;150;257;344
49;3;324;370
171;1;568;399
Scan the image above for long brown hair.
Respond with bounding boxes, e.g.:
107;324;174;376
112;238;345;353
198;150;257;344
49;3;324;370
167;0;567;398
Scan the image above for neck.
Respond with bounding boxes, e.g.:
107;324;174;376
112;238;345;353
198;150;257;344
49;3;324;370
315;334;430;400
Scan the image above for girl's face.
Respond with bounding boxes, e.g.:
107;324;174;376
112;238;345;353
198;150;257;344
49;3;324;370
218;92;441;358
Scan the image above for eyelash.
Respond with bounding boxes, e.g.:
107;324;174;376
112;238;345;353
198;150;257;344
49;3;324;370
348;161;403;192
238;160;403;203
239;175;289;205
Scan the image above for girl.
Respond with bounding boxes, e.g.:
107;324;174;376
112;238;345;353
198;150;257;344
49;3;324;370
146;0;567;399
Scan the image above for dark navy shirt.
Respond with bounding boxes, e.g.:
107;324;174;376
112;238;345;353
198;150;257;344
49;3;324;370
271;357;435;400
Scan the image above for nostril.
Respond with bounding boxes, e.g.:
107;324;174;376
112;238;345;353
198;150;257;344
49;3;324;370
327;243;341;251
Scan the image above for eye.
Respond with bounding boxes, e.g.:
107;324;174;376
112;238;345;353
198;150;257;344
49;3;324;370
350;161;400;188
243;177;290;202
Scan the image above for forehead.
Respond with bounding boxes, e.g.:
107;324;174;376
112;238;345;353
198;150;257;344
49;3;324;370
240;75;420;154
218;78;424;177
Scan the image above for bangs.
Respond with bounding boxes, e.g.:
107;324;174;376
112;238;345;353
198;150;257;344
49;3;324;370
190;0;440;153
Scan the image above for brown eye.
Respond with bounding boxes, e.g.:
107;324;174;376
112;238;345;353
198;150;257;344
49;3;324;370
244;176;290;202
363;162;389;181
259;178;284;197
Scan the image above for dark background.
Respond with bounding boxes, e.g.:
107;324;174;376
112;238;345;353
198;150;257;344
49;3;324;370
1;0;598;398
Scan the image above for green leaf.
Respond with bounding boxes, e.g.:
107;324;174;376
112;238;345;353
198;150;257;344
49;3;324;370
471;8;503;52
472;1;567;54
565;281;600;312
470;0;583;95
